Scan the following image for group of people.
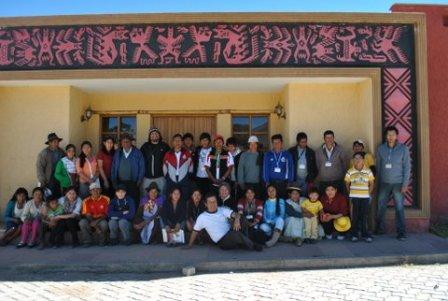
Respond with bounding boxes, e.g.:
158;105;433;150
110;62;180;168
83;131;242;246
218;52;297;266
0;125;411;251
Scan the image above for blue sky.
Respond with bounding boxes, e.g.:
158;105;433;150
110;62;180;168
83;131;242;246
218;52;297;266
1;0;447;17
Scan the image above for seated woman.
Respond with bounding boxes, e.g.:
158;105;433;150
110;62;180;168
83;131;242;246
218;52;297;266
320;184;350;240
17;187;45;248
186;188;206;244
283;186;305;246
134;182;165;244
161;187;186;247
237;187;265;243
39;196;65;249
108;185;136;245
260;184;285;248
57;186;82;247
0;188;28;246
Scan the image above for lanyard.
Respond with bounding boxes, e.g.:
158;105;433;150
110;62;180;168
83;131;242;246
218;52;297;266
387;148;393;163
324;147;333;161
298;149;305;160
273;151;283;167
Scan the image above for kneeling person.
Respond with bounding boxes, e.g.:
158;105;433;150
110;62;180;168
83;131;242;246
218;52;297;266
108;185;136;245
185;194;262;251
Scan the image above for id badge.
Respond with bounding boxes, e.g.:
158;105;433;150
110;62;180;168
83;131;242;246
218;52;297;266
325;162;332;167
274;167;281;173
299;164;306;169
246;215;253;220
385;163;392;169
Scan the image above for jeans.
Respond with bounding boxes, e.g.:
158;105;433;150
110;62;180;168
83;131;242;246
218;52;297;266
351;198;370;237
259;217;284;237
109;218;132;243
217;230;254;250
376;183;406;235
79;218;108;245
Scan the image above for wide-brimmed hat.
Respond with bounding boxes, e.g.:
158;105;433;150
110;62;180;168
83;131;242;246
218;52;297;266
145;182;160;193
353;139;365;146
45;133;63;145
286;186;301;193
333;216;351;232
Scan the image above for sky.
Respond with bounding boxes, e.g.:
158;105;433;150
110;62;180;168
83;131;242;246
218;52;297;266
0;0;447;17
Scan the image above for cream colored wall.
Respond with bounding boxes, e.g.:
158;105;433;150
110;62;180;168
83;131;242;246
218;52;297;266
69;87;88;149
0;86;71;214
283;82;374;154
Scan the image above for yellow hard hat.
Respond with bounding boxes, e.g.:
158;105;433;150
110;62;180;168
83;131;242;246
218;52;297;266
333;216;351;232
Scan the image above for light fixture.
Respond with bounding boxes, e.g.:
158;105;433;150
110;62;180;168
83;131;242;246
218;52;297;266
274;102;286;119
81;106;93;122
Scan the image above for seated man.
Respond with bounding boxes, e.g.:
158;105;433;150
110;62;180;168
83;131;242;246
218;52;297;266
184;194;262;251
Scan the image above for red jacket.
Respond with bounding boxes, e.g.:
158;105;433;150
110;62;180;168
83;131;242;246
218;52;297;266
321;192;349;216
237;198;264;223
82;195;110;219
163;148;193;182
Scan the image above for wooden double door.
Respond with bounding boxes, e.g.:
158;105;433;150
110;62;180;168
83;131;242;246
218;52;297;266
152;115;216;144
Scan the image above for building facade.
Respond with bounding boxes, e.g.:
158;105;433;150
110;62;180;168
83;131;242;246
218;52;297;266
0;11;433;231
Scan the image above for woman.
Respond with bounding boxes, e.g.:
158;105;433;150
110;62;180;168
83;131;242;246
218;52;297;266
17;187;45;248
320;184;350;240
0;188;28;246
57;186;82;247
237;187;265;243
186;188;206;244
134;182;165;244
54;144;77;194
161;187;186;247
97;136;115;197
283;186;305;246
76;141;99;199
260;184;285;248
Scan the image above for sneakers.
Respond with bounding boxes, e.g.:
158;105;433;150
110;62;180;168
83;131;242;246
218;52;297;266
337;235;345;241
363;236;373;243
16;242;26;248
351;236;359;242
397;233;407;241
295;238;303;247
325;235;333;240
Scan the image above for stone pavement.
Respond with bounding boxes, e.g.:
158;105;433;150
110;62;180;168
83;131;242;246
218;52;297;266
1;264;448;300
0;233;447;274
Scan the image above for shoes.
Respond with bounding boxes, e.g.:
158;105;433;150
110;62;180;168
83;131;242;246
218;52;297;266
337;235;345;241
253;244;263;252
363;236;373;243
38;243;45;250
27;243;36;248
296;238;303;247
82;243;91;248
309;239;317;244
374;229;386;235
351;236;359;242
325;235;333;240
397;233;407;241
109;239;118;246
16;242;26;248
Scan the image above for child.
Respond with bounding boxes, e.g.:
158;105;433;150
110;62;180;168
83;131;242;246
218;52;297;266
108;185;136;245
260;184;285;248
300;187;323;244
186;188;206;244
39;196;65;249
17;187;45;248
283;186;305;246
0;188;28;246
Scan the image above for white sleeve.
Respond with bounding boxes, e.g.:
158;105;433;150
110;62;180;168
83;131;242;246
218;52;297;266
222;207;233;219
227;153;234;167
193;214;205;231
204;154;211;168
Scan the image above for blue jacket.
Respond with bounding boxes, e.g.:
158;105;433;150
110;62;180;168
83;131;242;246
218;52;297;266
376;142;411;188
111;147;145;184
263;150;294;183
263;198;286;224
4;200;16;223
108;196;136;221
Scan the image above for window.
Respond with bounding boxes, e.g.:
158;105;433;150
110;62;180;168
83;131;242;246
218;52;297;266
101;116;136;143
232;115;269;150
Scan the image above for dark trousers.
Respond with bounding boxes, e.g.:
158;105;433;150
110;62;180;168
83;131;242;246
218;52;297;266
166;177;191;203
40;221;65;246
118;180;139;207
217;230;254;250
59;218;80;245
195;177;211;196
351;198;370;238
319;180;346;196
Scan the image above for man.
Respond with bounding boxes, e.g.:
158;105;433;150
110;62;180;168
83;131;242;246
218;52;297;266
193;132;212;195
140;127;170;197
288;132;318;195
163;134;193;201
315;130;347;195
345;152;375;243
226;137;242;199
376;126;411;241
184;194;262;251
218;182;238;212
263;134;294;199
111;133;145;206
237;135;263;198
205;134;234;195
350;139;376;175
78;181;110;247
36;133;65;198
182;132;195;155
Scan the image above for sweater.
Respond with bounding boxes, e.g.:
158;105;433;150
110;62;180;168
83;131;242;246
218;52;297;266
81;195;110;219
321;193;350;216
140;141;170;178
263;150;294;183
36;147;65;186
111;147;145;185
54;157;76;189
376;142;411;188
237;151;262;185
108;196;136;221
21;200;44;221
237;198;263;223
315;143;347;182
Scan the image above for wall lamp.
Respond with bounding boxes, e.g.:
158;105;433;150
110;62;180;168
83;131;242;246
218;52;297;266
81;106;94;122
274;102;286;119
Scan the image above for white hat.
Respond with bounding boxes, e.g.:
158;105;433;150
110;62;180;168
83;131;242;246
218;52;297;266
89;179;101;191
248;135;259;143
354;139;365;146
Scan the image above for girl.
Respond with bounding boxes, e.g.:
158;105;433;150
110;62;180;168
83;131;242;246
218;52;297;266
97;136;115;197
0;188;28;246
283;186;305;246
186;188;206;244
54;144;77;194
57;186;82;247
76;141;99;199
237;187;264;243
17;187;45;248
161;187;186;247
260;184;285;248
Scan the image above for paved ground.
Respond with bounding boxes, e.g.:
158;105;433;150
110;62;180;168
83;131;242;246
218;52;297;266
1;264;448;300
0;233;447;274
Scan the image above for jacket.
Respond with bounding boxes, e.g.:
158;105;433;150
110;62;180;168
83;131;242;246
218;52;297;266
36;147;65;186
162;200;186;228
263;150;294;183
288;146;318;183
315;143;347;182
162;148;193;183
140;141;170;178
54;158;76;189
376;142;411;188
237;198;263;223
82;195;110;219
187;199;206;222
108;196;136;221
111;147;145;185
205;148;234;180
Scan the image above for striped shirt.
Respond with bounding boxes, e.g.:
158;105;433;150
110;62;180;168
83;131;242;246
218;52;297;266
345;167;375;198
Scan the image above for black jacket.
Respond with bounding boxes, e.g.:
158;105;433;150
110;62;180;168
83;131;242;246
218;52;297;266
140;141;170;178
288;145;318;183
162;200;186;228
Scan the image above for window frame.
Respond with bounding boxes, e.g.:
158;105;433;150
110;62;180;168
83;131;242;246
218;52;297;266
231;114;270;150
100;114;137;144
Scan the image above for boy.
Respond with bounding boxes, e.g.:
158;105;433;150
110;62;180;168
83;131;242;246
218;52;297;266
108;185;136;245
39;196;65;249
345;152;375;242
300;187;323;244
194;132;213;195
